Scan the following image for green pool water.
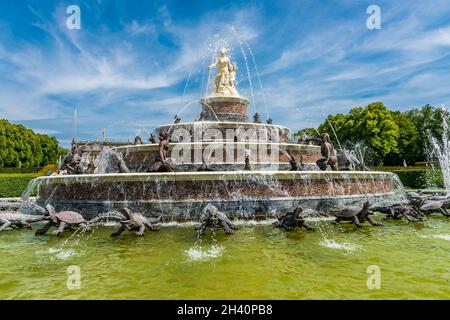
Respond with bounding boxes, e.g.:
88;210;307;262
0;216;449;299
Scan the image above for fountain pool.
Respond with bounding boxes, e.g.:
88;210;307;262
0;217;448;299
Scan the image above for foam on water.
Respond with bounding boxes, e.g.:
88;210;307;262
158;219;275;228
160;221;199;228
319;239;361;253
419;234;450;241
185;244;225;262
36;248;76;261
305;216;335;222
233;219;274;226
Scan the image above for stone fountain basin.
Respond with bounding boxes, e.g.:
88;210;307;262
27;171;403;221
155;121;291;142
113;142;322;172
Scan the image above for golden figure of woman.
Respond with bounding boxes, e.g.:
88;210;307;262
208;48;237;96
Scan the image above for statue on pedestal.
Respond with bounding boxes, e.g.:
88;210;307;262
208;48;239;97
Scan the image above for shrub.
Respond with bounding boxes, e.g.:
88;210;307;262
0;175;37;198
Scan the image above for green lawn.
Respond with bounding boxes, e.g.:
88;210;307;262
0;173;39;177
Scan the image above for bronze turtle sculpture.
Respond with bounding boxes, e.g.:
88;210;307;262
35;204;90;236
406;191;422;200
273;207;315;231
332;201;382;227
0;212;47;231
370;200;425;222
111;208;160;237
197;203;237;237
418;200;450;217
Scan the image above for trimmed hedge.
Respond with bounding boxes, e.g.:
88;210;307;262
373;168;443;189
0;175;36;198
0;167;41;174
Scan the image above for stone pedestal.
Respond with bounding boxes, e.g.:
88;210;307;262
199;96;249;122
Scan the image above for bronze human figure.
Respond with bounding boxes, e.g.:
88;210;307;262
316;133;338;171
148;130;175;172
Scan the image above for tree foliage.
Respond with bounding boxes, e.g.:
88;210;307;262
0;119;67;168
296;103;449;165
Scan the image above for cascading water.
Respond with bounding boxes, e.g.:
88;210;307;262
427;110;450;194
96;148;129;174
339;141;372;171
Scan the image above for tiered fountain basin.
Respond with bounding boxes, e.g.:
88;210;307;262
200;95;249;122
115;141;321;171
155;121;291;142
115;121;301;171
29;170;402;220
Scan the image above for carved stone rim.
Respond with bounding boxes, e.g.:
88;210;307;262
114;142;320;151
199;95;250;104
156;121;291;131
34;170;395;185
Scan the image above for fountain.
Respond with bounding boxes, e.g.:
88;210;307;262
428;110;450;194
22;47;406;220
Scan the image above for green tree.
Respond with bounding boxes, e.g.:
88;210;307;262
403;105;450;161
383;111;420;165
295;103;449;166
0;119;67;168
317;102;400;165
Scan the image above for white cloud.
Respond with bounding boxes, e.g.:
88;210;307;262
2;1;450;146
124;20;155;36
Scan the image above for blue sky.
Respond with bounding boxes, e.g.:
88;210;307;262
1;0;450;146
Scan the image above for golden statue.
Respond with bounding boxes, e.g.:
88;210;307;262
208;48;239;97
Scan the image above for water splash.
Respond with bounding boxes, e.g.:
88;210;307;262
35;247;77;261
185;244;225;261
419;234;450;241
339;141;372;170
96;148;128;174
89;211;126;225
72;108;77;142
326;118;342;150
319;239;361;253
427;109;450;194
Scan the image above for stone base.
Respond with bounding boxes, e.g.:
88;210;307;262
199;96;249;122
29;171;405;220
